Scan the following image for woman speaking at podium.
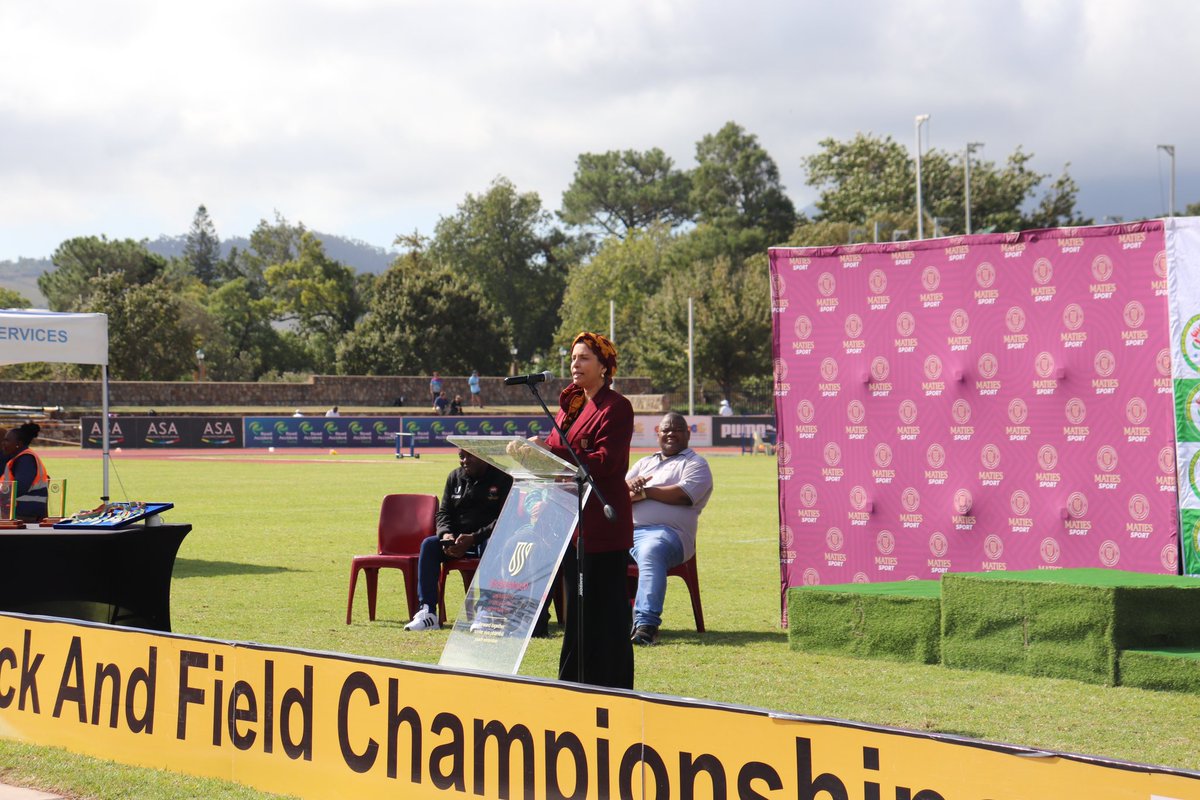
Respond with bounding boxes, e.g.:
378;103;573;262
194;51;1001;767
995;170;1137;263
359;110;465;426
537;331;634;689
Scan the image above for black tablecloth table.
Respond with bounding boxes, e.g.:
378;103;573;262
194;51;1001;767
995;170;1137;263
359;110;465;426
0;523;190;631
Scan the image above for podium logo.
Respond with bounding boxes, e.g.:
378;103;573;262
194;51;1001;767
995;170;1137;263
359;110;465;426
899;399;918;425
1129;493;1151;522
1011;490;1031;516
1099;540;1121;567
825;526;844;551
1008;398;1028;425
1065;397;1087;425
976;261;996;288
1040;538;1061;565
876;530;895;555
508;541;535;576
929;531;948;557
823;442;842;467
926;443;946;469
1092;254;1114;282
800;484;818;508
874;443;893;468
896;312;916;337
1067;492;1089;518
847;400;865;424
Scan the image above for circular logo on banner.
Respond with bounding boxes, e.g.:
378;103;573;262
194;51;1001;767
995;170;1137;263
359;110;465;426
869;269;888;294
1188;451;1200;500
1187;383;1200;433
929;531;948;557
870;356;890;382
800;484;818;508
977;352;999;379
820;357;838;381
976;261;996;289
849;485;868;510
852;572;870;584
901;487;921;512
1067;492;1089;518
1157;348;1172;377
1154;249;1168;279
875;443;893;468
775;358;789;381
1063;303;1085;331
927;443;946;469
845;313;864;338
981;444;1001;470
1128;493;1151;522
781;524;795;548
877;530;896;555
1065;397;1087;425
826;526;844;552
954;489;973;515
1162;542;1179;572
1097;445;1119;473
1099;540;1121;568
1094;350;1117;378
1038;444;1058;471
798;399;816;423
950;308;970;335
770;273;786;300
1126;397;1148;425
896;311;916;337
924;355;943;380
1035;352;1056;379
1006;306;1027;333
1160;446;1177;475
984;535;1004;560
922;266;941;291
899;399;919;425
1033;257;1054;285
847;399;865;424
795;315;813;340
1040;538;1061;565
1181;314;1200;372
777;442;792;466
1124;301;1146;329
1011;490;1031;516
1092;254;1113;282
824;442;842;467
818;272;836;297
952;399;972;425
1008;398;1028;425
802;568;819;586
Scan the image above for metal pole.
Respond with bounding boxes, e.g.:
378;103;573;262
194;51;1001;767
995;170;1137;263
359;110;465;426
915;114;930;239
102;364;110;501
688;297;695;416
1159;145;1177;217
609;299;615;343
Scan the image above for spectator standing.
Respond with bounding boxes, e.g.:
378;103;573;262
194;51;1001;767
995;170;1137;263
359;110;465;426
719;399;734;416
625;412;713;645
468;370;483;408
429;372;443;405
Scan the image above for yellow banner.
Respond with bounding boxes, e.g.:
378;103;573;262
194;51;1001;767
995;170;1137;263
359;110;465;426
0;613;1197;799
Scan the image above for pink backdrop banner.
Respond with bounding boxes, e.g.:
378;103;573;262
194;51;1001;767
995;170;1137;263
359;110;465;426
770;222;1179;610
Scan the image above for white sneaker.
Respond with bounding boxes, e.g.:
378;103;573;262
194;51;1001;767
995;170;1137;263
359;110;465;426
404;606;440;631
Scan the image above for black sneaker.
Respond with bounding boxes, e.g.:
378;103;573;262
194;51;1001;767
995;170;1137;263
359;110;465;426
631;624;659;646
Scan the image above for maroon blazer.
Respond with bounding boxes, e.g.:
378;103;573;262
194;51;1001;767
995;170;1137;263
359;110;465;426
545;384;634;553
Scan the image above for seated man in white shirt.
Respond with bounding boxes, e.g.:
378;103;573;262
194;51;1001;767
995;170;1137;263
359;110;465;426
625;412;714;645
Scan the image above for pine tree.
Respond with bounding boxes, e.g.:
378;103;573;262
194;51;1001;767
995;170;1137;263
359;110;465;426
183;204;222;285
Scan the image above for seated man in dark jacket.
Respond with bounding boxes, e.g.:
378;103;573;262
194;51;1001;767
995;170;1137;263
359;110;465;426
405;449;513;630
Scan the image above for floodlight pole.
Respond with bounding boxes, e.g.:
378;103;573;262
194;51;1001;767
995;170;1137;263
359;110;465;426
1158;144;1176;217
965;142;983;234
915;114;930;239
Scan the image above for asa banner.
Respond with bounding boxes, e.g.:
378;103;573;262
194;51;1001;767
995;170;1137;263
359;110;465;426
1166;217;1200;574
770;222;1180;598
1;613;1198;799
243;417;400;448
81;417;243;449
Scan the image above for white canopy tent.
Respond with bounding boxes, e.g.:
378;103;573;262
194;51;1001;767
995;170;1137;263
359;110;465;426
0;309;112;499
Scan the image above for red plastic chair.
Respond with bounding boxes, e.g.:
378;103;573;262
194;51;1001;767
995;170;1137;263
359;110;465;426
346;493;438;624
438;557;565;626
626;553;705;632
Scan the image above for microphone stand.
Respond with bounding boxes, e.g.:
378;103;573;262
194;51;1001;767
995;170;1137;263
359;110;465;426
523;380;616;684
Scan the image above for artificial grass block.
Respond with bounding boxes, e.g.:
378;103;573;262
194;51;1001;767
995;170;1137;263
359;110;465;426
1119;649;1200;694
787;581;941;664
941;570;1200;685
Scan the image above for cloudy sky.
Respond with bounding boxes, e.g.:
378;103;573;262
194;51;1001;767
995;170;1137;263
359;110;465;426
0;0;1195;260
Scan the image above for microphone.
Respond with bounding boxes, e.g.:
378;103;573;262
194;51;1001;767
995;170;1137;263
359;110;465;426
504;370;554;386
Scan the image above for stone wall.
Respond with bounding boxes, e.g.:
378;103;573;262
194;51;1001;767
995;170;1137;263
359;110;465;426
0;375;655;409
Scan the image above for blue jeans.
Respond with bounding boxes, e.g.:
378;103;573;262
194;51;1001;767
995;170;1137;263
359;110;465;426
416;535;483;614
630;525;685;628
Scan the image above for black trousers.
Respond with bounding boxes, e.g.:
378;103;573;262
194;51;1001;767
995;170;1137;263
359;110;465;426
558;545;634;690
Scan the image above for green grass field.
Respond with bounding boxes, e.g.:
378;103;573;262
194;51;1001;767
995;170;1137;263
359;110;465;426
4;449;1200;798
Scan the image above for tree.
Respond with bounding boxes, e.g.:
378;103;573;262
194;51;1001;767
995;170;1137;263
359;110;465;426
337;235;511;376
86;273;196;380
265;231;363;371
38;236;166;311
0;287;30;308
689;122;796;250
183;204;222;285
202;277;301;380
431;177;573;358
559;149;692;239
